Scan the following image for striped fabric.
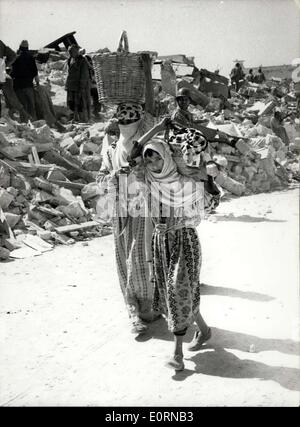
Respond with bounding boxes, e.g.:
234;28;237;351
114;214;153;320
152;218;202;333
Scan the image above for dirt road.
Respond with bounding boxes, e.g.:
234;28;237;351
0;187;299;407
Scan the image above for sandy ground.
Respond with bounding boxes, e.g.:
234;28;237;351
0;186;299;407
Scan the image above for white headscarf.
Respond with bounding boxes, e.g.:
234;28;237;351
142;139;204;211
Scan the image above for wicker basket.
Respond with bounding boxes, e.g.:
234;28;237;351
91;31;145;105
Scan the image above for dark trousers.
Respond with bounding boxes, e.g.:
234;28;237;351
15;87;37;122
1;78;31;121
90;87;101;115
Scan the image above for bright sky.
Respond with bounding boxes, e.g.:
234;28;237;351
0;0;299;76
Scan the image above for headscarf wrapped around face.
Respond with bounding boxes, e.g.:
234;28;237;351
142;139;204;212
116;102;144;125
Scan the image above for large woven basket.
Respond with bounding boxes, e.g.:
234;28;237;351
91;31;145;105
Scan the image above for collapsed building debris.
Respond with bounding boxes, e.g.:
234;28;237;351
0;43;299;260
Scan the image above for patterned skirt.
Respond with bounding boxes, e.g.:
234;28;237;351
114;215;153;320
152;225;202;333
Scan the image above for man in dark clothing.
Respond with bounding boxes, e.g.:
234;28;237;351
11;40;39;121
0;39;32;121
85;55;102;119
65;44;91;122
245;68;255;83
230;62;245;92
254;67;266;84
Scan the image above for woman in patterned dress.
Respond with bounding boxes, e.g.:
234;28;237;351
131;138;212;371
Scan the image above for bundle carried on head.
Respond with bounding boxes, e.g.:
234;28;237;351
91;31;146;105
167;127;209;178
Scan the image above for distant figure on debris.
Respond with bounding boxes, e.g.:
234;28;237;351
245;68;255;83
0;39;31;121
270;110;290;146
85;55;102;120
254;67;266;84
65;44;91;122
10;40;39;122
171;87;194;125
230;62;245;92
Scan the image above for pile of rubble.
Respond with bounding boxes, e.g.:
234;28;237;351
206;115;299;197
0;116;112;260
0;50;299;260
171;74;300;198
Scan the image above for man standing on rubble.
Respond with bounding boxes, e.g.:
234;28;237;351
245;69;255;83
254;67;266;84
10;40;39;122
0;40;31;121
65;44;91;123
230;62;245;92
171;87;224;142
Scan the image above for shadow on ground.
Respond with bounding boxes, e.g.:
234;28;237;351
173;343;300;392
149;322;299;357
147;321;300;391
211;214;286;223
200;284;275;302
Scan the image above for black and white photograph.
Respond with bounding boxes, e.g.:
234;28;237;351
0;0;299;409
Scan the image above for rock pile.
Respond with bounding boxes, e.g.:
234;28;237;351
0;116;112;260
0;51;299;260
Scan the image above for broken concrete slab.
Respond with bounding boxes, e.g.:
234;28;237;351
33;177;55;193
60;137;80;155
51;231;75;245
9;246;42;258
0;165;11;188
46;169;68;182
80;141;101;155
10;174;32;194
37;230;52;241
0;131;10;146
0;188;15;210
82;156;102;171
4;213;21;229
34;124;54;143
6;187;19;197
0;246;10;260
21;234;53;252
31;190;54;204
235;139;252;155
51;187;77;205
3;237;23;251
36;205;63;217
59;200;88;219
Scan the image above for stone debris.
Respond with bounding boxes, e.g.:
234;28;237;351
0;48;299;260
